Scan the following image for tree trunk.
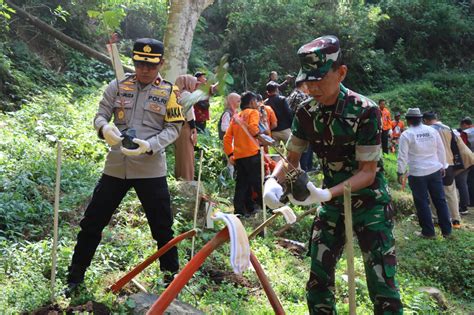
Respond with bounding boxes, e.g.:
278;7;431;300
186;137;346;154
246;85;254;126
6;0;134;73
161;0;214;83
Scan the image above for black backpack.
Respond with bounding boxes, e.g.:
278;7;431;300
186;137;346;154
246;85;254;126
450;129;465;170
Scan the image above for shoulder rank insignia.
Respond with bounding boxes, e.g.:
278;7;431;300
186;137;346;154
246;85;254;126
151;89;169;97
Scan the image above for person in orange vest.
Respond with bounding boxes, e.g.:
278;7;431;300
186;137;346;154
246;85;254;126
391;112;405;153
379;99;392;153
223;91;263;217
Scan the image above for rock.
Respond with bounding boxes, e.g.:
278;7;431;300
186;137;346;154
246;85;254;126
418;287;448;310
128;292;204;315
169;180;206;218
171;181;205;200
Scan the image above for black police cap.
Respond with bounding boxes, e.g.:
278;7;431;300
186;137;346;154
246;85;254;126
132;38;164;64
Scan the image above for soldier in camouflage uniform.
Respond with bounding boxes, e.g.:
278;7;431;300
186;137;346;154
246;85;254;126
263;35;402;314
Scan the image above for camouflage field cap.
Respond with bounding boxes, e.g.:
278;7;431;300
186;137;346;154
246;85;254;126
296;35;341;82
132;38;164;64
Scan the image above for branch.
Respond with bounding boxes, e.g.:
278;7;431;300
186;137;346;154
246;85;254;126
6;0;134;73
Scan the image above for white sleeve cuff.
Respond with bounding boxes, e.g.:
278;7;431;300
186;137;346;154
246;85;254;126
355;144;381;161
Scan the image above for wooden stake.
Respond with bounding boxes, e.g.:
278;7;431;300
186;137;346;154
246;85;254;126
248;213;279;240
106;43;125;81
343;181;356;315
260;147;267;236
274;207;317;237
51;141;62;302
131;278;148;293
191;150;204;258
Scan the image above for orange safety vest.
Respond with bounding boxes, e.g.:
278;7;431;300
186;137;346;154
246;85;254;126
391;120;404;138
381;107;392;131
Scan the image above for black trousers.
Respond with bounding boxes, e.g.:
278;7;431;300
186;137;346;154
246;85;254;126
469;167;474;207
234;154;262;215
70;174;178;278
381;129;390;154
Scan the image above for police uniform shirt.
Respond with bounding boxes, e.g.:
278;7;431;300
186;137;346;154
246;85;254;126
94;73;184;179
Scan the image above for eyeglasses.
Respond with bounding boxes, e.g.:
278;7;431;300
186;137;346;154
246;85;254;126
134;61;159;70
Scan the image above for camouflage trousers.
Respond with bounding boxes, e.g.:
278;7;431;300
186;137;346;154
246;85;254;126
306;202;403;314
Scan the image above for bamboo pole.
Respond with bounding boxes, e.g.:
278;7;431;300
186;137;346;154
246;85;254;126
343;181;356;315
260;147;267;236
274;207;317;237
249;212;280;240
191;150;204;257
50;141;62;302
131;279;148;293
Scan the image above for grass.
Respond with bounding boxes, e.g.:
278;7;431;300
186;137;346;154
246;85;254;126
0;78;473;314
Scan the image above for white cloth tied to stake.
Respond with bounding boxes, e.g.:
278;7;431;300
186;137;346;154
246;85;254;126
211;212;250;274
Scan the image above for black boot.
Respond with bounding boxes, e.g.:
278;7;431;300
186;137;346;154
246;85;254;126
65;264;87;297
163;271;178;288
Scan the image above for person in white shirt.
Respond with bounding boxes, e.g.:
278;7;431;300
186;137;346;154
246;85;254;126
397;108;452;238
423;111;470;228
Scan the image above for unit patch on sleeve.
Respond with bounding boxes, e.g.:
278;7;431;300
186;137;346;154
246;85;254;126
164;86;184;123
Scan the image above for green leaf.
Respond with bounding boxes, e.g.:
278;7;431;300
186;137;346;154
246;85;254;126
103;9;125;30
225;73;234;85
87;10;100;19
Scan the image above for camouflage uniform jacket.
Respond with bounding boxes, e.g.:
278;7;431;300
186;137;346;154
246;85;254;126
288;84;390;208
286;88;309;115
94;73;184;179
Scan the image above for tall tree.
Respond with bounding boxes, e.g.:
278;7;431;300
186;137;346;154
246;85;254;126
162;0;214;82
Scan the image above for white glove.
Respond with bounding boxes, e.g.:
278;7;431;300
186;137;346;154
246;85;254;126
121;138;151;156
288;182;332;206
263;177;284;209
388;129;393;137
102;124;123;146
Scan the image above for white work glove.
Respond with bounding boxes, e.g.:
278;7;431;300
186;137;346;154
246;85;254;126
121;138;151;156
388;129;393;137
288;182;332;206
263;177;284;209
102;124;123;146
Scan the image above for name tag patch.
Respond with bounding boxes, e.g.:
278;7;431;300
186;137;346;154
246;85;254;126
120;92;134;98
148;95;168;104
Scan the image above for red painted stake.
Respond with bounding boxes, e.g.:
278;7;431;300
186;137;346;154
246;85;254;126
250;251;285;314
110;229;197;293
147;228;230;314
